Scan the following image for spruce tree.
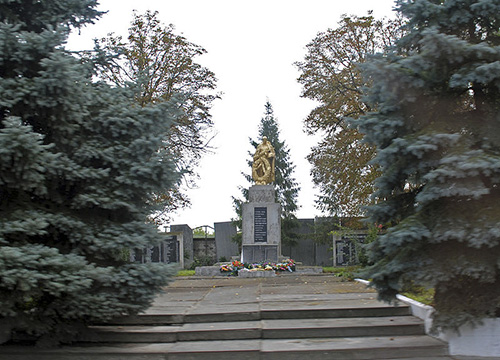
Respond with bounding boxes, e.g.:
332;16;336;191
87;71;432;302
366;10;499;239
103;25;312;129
355;0;500;331
0;1;180;344
233;101;301;250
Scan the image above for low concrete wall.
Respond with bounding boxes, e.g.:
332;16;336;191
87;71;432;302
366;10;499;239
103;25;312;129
357;279;500;357
397;293;500;357
283;219;332;267
170;224;193;268
193;237;216;260
214;221;239;261
195;266;225;276
446;318;500;357
173;218;338;268
396;294;444;341
239;269;277;278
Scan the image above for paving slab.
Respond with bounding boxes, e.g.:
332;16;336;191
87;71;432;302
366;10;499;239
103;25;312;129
188;302;260;314
84;325;180;343
259;298;406;311
0;343;175;360
260;292;376;302
144;305;193;315
178;320;261;341
167;339;261;360
261;316;424;338
151;288;209;301
183;302;260;323
260;335;448;359
239;269;277;277
196;285;259;303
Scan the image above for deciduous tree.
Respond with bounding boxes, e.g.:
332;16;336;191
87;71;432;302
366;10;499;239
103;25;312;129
295;13;404;216
354;0;500;331
96;10;219;223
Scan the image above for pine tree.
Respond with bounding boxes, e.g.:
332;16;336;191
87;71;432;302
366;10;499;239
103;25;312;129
0;1;181;344
354;0;500;331
233;101;301;250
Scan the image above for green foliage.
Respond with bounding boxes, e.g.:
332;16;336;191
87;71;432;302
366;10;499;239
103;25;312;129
193;227;215;238
188;256;215;270
0;1;180;344
401;282;435;306
354;0;500;331
176;269;195;277
309;217;340;245
232;101;301;248
323;266;360;281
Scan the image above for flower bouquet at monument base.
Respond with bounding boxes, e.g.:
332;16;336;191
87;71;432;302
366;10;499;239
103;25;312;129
220;259;295;276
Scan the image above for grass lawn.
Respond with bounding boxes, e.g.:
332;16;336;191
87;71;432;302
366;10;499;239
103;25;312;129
401;286;435;306
176;269;195;276
322;266;361;281
322;266;435;306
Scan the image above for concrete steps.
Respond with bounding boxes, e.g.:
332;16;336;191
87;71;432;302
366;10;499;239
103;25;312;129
1;336;450;360
0;277;452;359
84;316;425;343
106;302;413;325
40;304;450;359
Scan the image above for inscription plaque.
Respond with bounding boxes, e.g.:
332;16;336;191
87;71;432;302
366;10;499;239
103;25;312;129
254;207;267;242
164;236;179;263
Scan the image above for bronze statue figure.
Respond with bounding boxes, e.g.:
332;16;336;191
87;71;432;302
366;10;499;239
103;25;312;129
252;136;275;185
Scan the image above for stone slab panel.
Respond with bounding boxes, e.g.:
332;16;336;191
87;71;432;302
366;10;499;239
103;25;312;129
260;335;447;360
214;221;239;260
242;203;281;246
241;244;279;263
248;185;275;203
238;270;277;278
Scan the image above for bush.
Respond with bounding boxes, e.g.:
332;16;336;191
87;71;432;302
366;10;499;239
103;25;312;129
188;256;216;270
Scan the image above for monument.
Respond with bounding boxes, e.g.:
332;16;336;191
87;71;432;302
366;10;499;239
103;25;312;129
241;136;281;263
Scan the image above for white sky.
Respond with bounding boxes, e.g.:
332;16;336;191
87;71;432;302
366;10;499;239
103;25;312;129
67;0;396;229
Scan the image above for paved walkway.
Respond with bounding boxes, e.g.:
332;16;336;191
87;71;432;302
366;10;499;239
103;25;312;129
145;274;380;319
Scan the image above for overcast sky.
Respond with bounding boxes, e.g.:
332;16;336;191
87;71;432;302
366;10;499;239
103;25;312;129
67;0;396;229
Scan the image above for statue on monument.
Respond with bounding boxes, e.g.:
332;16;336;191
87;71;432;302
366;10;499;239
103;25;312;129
252;136;275;185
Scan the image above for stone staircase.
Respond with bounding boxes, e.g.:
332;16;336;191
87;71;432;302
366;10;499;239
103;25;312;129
2;302;452;359
1;276;454;359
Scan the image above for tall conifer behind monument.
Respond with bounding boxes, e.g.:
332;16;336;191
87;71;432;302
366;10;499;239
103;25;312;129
233;101;300;250
0;0;181;343
241;136;281;263
354;0;500;331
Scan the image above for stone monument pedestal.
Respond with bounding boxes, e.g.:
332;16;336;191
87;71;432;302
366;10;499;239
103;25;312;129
241;185;281;263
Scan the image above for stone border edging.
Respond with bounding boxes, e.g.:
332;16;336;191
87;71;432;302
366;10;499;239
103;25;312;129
355;278;500;357
355;279;438;338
